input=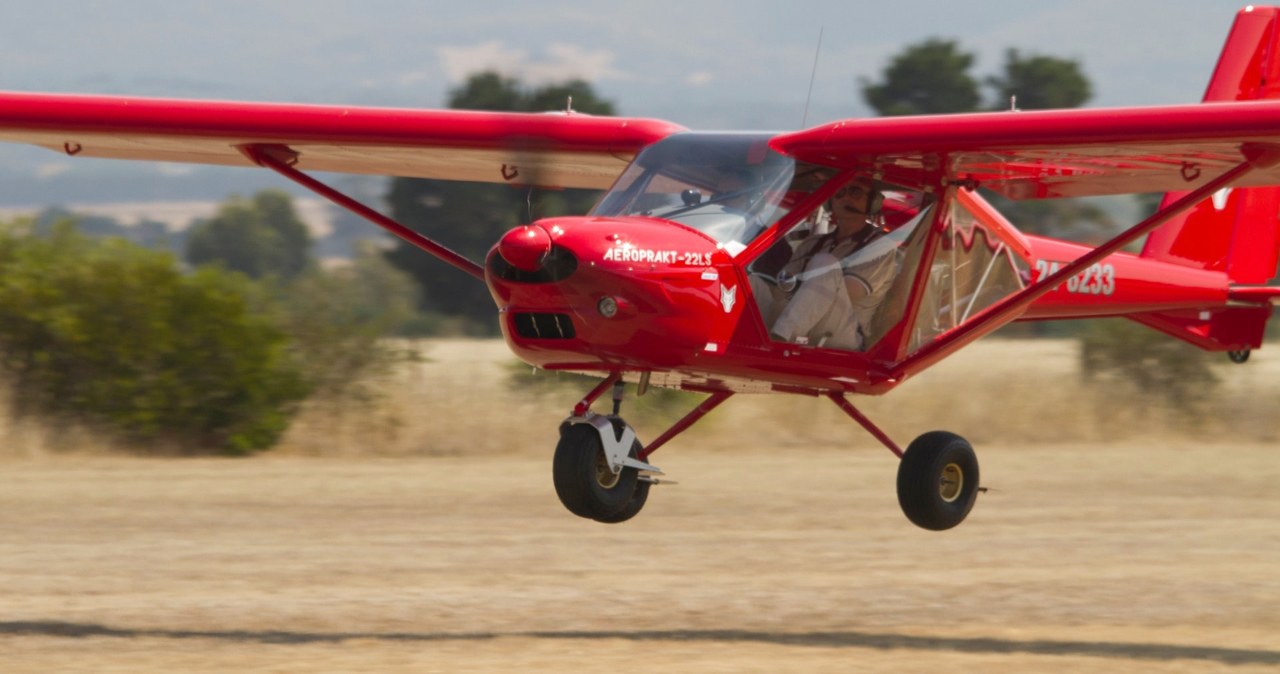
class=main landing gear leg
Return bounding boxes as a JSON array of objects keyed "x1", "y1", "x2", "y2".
[
  {"x1": 827, "y1": 393, "x2": 981, "y2": 531},
  {"x1": 552, "y1": 375, "x2": 732, "y2": 524}
]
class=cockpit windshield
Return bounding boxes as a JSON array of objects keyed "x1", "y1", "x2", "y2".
[{"x1": 592, "y1": 133, "x2": 815, "y2": 254}]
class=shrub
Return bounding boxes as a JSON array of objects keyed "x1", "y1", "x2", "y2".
[
  {"x1": 1078, "y1": 318, "x2": 1220, "y2": 418},
  {"x1": 0, "y1": 222, "x2": 309, "y2": 453},
  {"x1": 274, "y1": 246, "x2": 421, "y2": 402}
]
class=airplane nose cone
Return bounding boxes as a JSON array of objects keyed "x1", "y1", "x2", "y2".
[{"x1": 497, "y1": 224, "x2": 552, "y2": 272}]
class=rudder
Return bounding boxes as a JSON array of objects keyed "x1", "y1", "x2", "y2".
[{"x1": 1141, "y1": 5, "x2": 1280, "y2": 285}]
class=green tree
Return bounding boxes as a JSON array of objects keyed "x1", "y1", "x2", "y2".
[
  {"x1": 384, "y1": 72, "x2": 615, "y2": 333},
  {"x1": 986, "y1": 49, "x2": 1092, "y2": 111},
  {"x1": 861, "y1": 39, "x2": 981, "y2": 116},
  {"x1": 34, "y1": 207, "x2": 178, "y2": 252},
  {"x1": 976, "y1": 47, "x2": 1102, "y2": 239},
  {"x1": 186, "y1": 190, "x2": 312, "y2": 280},
  {"x1": 0, "y1": 220, "x2": 309, "y2": 453}
]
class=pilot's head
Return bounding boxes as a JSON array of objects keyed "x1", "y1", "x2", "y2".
[{"x1": 831, "y1": 177, "x2": 883, "y2": 218}]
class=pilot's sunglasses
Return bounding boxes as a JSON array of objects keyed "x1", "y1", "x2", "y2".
[{"x1": 835, "y1": 184, "x2": 869, "y2": 198}]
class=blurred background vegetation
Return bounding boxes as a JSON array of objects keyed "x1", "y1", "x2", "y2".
[{"x1": 0, "y1": 38, "x2": 1268, "y2": 455}]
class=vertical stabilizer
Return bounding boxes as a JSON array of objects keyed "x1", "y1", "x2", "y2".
[{"x1": 1140, "y1": 6, "x2": 1280, "y2": 284}]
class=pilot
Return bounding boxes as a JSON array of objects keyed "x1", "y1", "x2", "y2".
[{"x1": 751, "y1": 176, "x2": 896, "y2": 350}]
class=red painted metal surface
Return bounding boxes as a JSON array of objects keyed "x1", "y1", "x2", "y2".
[
  {"x1": 0, "y1": 90, "x2": 686, "y2": 189},
  {"x1": 244, "y1": 144, "x2": 486, "y2": 281},
  {"x1": 0, "y1": 90, "x2": 684, "y2": 151},
  {"x1": 573, "y1": 372, "x2": 621, "y2": 417},
  {"x1": 1129, "y1": 306, "x2": 1272, "y2": 352},
  {"x1": 488, "y1": 215, "x2": 741, "y2": 369},
  {"x1": 774, "y1": 102, "x2": 1280, "y2": 159},
  {"x1": 1228, "y1": 286, "x2": 1280, "y2": 303},
  {"x1": 637, "y1": 391, "x2": 732, "y2": 461},
  {"x1": 827, "y1": 393, "x2": 903, "y2": 458},
  {"x1": 1021, "y1": 237, "x2": 1230, "y2": 319},
  {"x1": 1141, "y1": 6, "x2": 1280, "y2": 284},
  {"x1": 1203, "y1": 6, "x2": 1280, "y2": 102},
  {"x1": 770, "y1": 101, "x2": 1280, "y2": 199},
  {"x1": 497, "y1": 225, "x2": 553, "y2": 272}
]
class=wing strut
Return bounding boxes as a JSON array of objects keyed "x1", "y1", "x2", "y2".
[
  {"x1": 893, "y1": 144, "x2": 1280, "y2": 377},
  {"x1": 240, "y1": 143, "x2": 486, "y2": 282}
]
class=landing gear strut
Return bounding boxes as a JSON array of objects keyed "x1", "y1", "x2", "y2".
[
  {"x1": 552, "y1": 378, "x2": 981, "y2": 530},
  {"x1": 828, "y1": 393, "x2": 981, "y2": 531}
]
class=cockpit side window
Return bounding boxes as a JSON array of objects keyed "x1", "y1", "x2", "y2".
[
  {"x1": 905, "y1": 194, "x2": 1031, "y2": 353},
  {"x1": 746, "y1": 174, "x2": 935, "y2": 352}
]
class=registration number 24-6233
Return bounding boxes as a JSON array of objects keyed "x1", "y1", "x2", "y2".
[{"x1": 1034, "y1": 260, "x2": 1116, "y2": 296}]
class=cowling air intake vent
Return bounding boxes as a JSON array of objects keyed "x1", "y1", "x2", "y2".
[{"x1": 513, "y1": 313, "x2": 576, "y2": 339}]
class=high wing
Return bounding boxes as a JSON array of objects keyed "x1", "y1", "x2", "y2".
[
  {"x1": 0, "y1": 91, "x2": 686, "y2": 189},
  {"x1": 772, "y1": 101, "x2": 1280, "y2": 199}
]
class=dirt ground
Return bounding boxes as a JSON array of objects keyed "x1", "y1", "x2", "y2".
[
  {"x1": 2, "y1": 441, "x2": 1278, "y2": 673},
  {"x1": 2, "y1": 339, "x2": 1279, "y2": 672}
]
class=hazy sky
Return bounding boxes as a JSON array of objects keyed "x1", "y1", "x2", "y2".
[
  {"x1": 0, "y1": 0, "x2": 1264, "y2": 204},
  {"x1": 0, "y1": 1, "x2": 1260, "y2": 125}
]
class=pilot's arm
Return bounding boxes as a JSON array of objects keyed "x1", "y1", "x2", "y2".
[
  {"x1": 841, "y1": 250, "x2": 896, "y2": 305},
  {"x1": 844, "y1": 274, "x2": 874, "y2": 301}
]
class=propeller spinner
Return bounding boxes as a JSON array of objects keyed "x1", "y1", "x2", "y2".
[{"x1": 497, "y1": 224, "x2": 553, "y2": 272}]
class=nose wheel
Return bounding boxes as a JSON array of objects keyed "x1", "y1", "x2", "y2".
[
  {"x1": 552, "y1": 375, "x2": 731, "y2": 524},
  {"x1": 552, "y1": 420, "x2": 652, "y2": 523}
]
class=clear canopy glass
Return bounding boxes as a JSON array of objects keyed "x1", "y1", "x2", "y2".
[{"x1": 592, "y1": 133, "x2": 804, "y2": 253}]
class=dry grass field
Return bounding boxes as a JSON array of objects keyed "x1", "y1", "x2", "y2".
[{"x1": 2, "y1": 339, "x2": 1279, "y2": 672}]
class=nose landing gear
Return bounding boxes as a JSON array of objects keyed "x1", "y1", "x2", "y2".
[
  {"x1": 553, "y1": 375, "x2": 660, "y2": 523},
  {"x1": 552, "y1": 419, "x2": 653, "y2": 523},
  {"x1": 552, "y1": 373, "x2": 732, "y2": 524}
]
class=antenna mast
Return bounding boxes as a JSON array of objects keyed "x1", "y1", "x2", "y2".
[{"x1": 801, "y1": 26, "x2": 824, "y2": 128}]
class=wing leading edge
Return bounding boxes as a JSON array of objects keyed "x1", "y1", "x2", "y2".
[
  {"x1": 771, "y1": 101, "x2": 1280, "y2": 199},
  {"x1": 0, "y1": 91, "x2": 687, "y2": 189}
]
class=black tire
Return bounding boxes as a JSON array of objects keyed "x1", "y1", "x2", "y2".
[
  {"x1": 896, "y1": 431, "x2": 980, "y2": 531},
  {"x1": 553, "y1": 423, "x2": 639, "y2": 521},
  {"x1": 593, "y1": 472, "x2": 650, "y2": 524}
]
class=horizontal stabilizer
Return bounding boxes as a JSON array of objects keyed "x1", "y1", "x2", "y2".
[{"x1": 1129, "y1": 305, "x2": 1272, "y2": 352}]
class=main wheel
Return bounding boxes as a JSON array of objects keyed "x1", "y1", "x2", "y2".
[
  {"x1": 896, "y1": 431, "x2": 980, "y2": 531},
  {"x1": 593, "y1": 478, "x2": 650, "y2": 524},
  {"x1": 553, "y1": 422, "x2": 641, "y2": 522}
]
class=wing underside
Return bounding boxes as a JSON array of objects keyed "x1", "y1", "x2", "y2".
[
  {"x1": 0, "y1": 91, "x2": 687, "y2": 189},
  {"x1": 771, "y1": 101, "x2": 1280, "y2": 198}
]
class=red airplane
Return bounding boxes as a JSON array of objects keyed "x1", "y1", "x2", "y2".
[{"x1": 1, "y1": 6, "x2": 1279, "y2": 530}]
